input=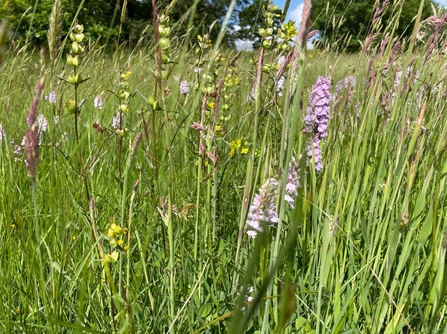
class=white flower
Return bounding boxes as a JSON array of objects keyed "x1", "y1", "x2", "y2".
[
  {"x1": 0, "y1": 124, "x2": 5, "y2": 141},
  {"x1": 94, "y1": 95, "x2": 103, "y2": 109},
  {"x1": 112, "y1": 111, "x2": 121, "y2": 129},
  {"x1": 46, "y1": 91, "x2": 57, "y2": 104},
  {"x1": 179, "y1": 80, "x2": 190, "y2": 95},
  {"x1": 276, "y1": 76, "x2": 286, "y2": 96}
]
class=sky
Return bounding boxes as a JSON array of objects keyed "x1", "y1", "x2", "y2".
[{"x1": 274, "y1": 0, "x2": 304, "y2": 29}]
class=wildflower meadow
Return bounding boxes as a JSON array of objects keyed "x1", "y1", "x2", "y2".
[{"x1": 1, "y1": 0, "x2": 447, "y2": 332}]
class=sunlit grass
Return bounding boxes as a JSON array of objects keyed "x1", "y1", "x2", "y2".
[{"x1": 1, "y1": 0, "x2": 447, "y2": 333}]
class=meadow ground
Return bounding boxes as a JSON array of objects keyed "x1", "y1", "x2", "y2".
[{"x1": 1, "y1": 2, "x2": 447, "y2": 333}]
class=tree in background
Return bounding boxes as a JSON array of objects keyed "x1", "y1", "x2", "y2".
[
  {"x1": 236, "y1": 0, "x2": 283, "y2": 49},
  {"x1": 311, "y1": 0, "x2": 437, "y2": 51},
  {"x1": 1, "y1": 0, "x2": 248, "y2": 49}
]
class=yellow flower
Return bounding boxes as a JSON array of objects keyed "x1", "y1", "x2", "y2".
[
  {"x1": 207, "y1": 102, "x2": 215, "y2": 109},
  {"x1": 121, "y1": 71, "x2": 132, "y2": 80},
  {"x1": 308, "y1": 54, "x2": 313, "y2": 58},
  {"x1": 124, "y1": 245, "x2": 130, "y2": 251},
  {"x1": 215, "y1": 125, "x2": 224, "y2": 136},
  {"x1": 111, "y1": 223, "x2": 122, "y2": 234},
  {"x1": 241, "y1": 147, "x2": 249, "y2": 154},
  {"x1": 104, "y1": 251, "x2": 119, "y2": 263},
  {"x1": 117, "y1": 239, "x2": 124, "y2": 246}
]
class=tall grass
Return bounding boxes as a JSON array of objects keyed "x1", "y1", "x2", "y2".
[{"x1": 1, "y1": 0, "x2": 447, "y2": 332}]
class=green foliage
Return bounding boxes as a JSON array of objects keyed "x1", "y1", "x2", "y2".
[
  {"x1": 2, "y1": 0, "x2": 249, "y2": 48},
  {"x1": 311, "y1": 0, "x2": 436, "y2": 50},
  {"x1": 3, "y1": 1, "x2": 447, "y2": 333},
  {"x1": 237, "y1": 0, "x2": 283, "y2": 49}
]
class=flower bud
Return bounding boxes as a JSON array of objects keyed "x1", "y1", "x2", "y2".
[
  {"x1": 65, "y1": 99, "x2": 76, "y2": 113},
  {"x1": 74, "y1": 33, "x2": 84, "y2": 43},
  {"x1": 159, "y1": 14, "x2": 169, "y2": 24},
  {"x1": 159, "y1": 25, "x2": 170, "y2": 37},
  {"x1": 116, "y1": 129, "x2": 127, "y2": 137},
  {"x1": 262, "y1": 65, "x2": 271, "y2": 73},
  {"x1": 67, "y1": 54, "x2": 79, "y2": 67},
  {"x1": 119, "y1": 104, "x2": 129, "y2": 113},
  {"x1": 262, "y1": 39, "x2": 272, "y2": 49},
  {"x1": 148, "y1": 97, "x2": 157, "y2": 110},
  {"x1": 258, "y1": 28, "x2": 266, "y2": 37},
  {"x1": 119, "y1": 81, "x2": 130, "y2": 89},
  {"x1": 118, "y1": 91, "x2": 130, "y2": 100},
  {"x1": 162, "y1": 53, "x2": 170, "y2": 64},
  {"x1": 71, "y1": 41, "x2": 80, "y2": 54},
  {"x1": 73, "y1": 23, "x2": 84, "y2": 34},
  {"x1": 68, "y1": 73, "x2": 81, "y2": 85},
  {"x1": 279, "y1": 42, "x2": 289, "y2": 52},
  {"x1": 159, "y1": 37, "x2": 170, "y2": 50}
]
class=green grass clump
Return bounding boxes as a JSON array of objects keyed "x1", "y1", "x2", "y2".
[{"x1": 1, "y1": 0, "x2": 447, "y2": 333}]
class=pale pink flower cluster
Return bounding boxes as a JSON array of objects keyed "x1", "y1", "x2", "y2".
[{"x1": 246, "y1": 178, "x2": 279, "y2": 238}]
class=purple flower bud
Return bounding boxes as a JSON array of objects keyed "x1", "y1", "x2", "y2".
[
  {"x1": 190, "y1": 122, "x2": 204, "y2": 132},
  {"x1": 25, "y1": 80, "x2": 44, "y2": 178}
]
